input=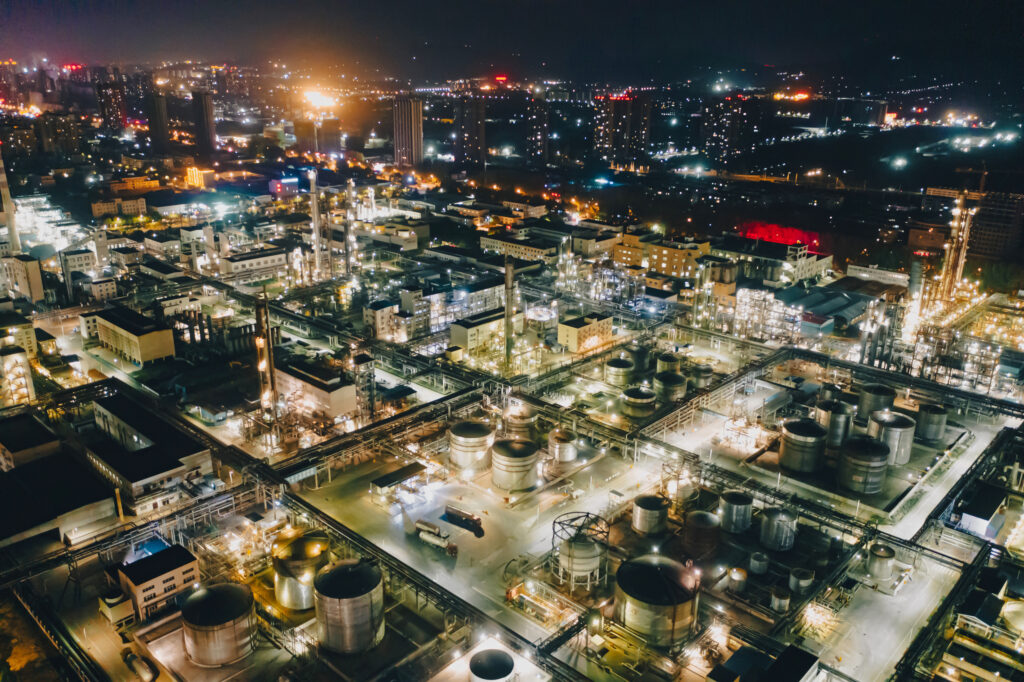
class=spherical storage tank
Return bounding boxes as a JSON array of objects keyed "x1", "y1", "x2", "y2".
[
  {"x1": 605, "y1": 357, "x2": 634, "y2": 387},
  {"x1": 182, "y1": 584, "x2": 256, "y2": 667},
  {"x1": 815, "y1": 400, "x2": 853, "y2": 450},
  {"x1": 632, "y1": 495, "x2": 669, "y2": 535},
  {"x1": 759, "y1": 507, "x2": 797, "y2": 551},
  {"x1": 868, "y1": 411, "x2": 916, "y2": 466},
  {"x1": 917, "y1": 403, "x2": 948, "y2": 443},
  {"x1": 653, "y1": 371, "x2": 687, "y2": 403},
  {"x1": 779, "y1": 419, "x2": 827, "y2": 473},
  {"x1": 621, "y1": 387, "x2": 657, "y2": 419},
  {"x1": 491, "y1": 439, "x2": 540, "y2": 492},
  {"x1": 720, "y1": 490, "x2": 753, "y2": 533},
  {"x1": 857, "y1": 383, "x2": 895, "y2": 422},
  {"x1": 614, "y1": 554, "x2": 698, "y2": 647},
  {"x1": 272, "y1": 529, "x2": 330, "y2": 610},
  {"x1": 548, "y1": 428, "x2": 577, "y2": 463},
  {"x1": 470, "y1": 649, "x2": 515, "y2": 682},
  {"x1": 314, "y1": 560, "x2": 385, "y2": 654},
  {"x1": 449, "y1": 420, "x2": 494, "y2": 471},
  {"x1": 838, "y1": 435, "x2": 890, "y2": 495}
]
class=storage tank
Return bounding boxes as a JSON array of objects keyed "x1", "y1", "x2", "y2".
[
  {"x1": 779, "y1": 419, "x2": 827, "y2": 473},
  {"x1": 838, "y1": 435, "x2": 890, "y2": 495},
  {"x1": 621, "y1": 387, "x2": 657, "y2": 418},
  {"x1": 491, "y1": 439, "x2": 540, "y2": 492},
  {"x1": 182, "y1": 584, "x2": 256, "y2": 667},
  {"x1": 503, "y1": 407, "x2": 537, "y2": 441},
  {"x1": 788, "y1": 567, "x2": 815, "y2": 594},
  {"x1": 867, "y1": 411, "x2": 916, "y2": 466},
  {"x1": 866, "y1": 543, "x2": 896, "y2": 581},
  {"x1": 819, "y1": 383, "x2": 842, "y2": 402},
  {"x1": 720, "y1": 490, "x2": 753, "y2": 534},
  {"x1": 683, "y1": 511, "x2": 721, "y2": 558},
  {"x1": 728, "y1": 567, "x2": 747, "y2": 594},
  {"x1": 614, "y1": 555, "x2": 698, "y2": 647},
  {"x1": 653, "y1": 371, "x2": 687, "y2": 403},
  {"x1": 815, "y1": 400, "x2": 853, "y2": 450},
  {"x1": 469, "y1": 649, "x2": 515, "y2": 682},
  {"x1": 759, "y1": 507, "x2": 797, "y2": 551},
  {"x1": 632, "y1": 495, "x2": 670, "y2": 535},
  {"x1": 624, "y1": 344, "x2": 649, "y2": 373},
  {"x1": 917, "y1": 403, "x2": 948, "y2": 443},
  {"x1": 548, "y1": 428, "x2": 577, "y2": 463},
  {"x1": 272, "y1": 529, "x2": 330, "y2": 610},
  {"x1": 749, "y1": 552, "x2": 770, "y2": 575},
  {"x1": 689, "y1": 362, "x2": 714, "y2": 389},
  {"x1": 449, "y1": 421, "x2": 494, "y2": 471},
  {"x1": 558, "y1": 538, "x2": 604, "y2": 587},
  {"x1": 656, "y1": 352, "x2": 681, "y2": 373},
  {"x1": 770, "y1": 586, "x2": 791, "y2": 613},
  {"x1": 857, "y1": 383, "x2": 895, "y2": 422},
  {"x1": 605, "y1": 357, "x2": 634, "y2": 387},
  {"x1": 314, "y1": 560, "x2": 385, "y2": 654}
]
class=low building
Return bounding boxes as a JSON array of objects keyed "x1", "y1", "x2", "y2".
[
  {"x1": 275, "y1": 358, "x2": 358, "y2": 417},
  {"x1": 140, "y1": 258, "x2": 184, "y2": 281},
  {"x1": 0, "y1": 413, "x2": 60, "y2": 471},
  {"x1": 117, "y1": 544, "x2": 199, "y2": 619},
  {"x1": 2, "y1": 254, "x2": 45, "y2": 302},
  {"x1": 109, "y1": 176, "x2": 160, "y2": 193},
  {"x1": 143, "y1": 232, "x2": 181, "y2": 260},
  {"x1": 501, "y1": 199, "x2": 548, "y2": 219},
  {"x1": 711, "y1": 234, "x2": 832, "y2": 287},
  {"x1": 0, "y1": 346, "x2": 34, "y2": 406},
  {"x1": 220, "y1": 247, "x2": 287, "y2": 278},
  {"x1": 557, "y1": 314, "x2": 614, "y2": 353},
  {"x1": 450, "y1": 308, "x2": 524, "y2": 351},
  {"x1": 62, "y1": 248, "x2": 96, "y2": 275},
  {"x1": 110, "y1": 246, "x2": 145, "y2": 270},
  {"x1": 91, "y1": 196, "x2": 147, "y2": 218},
  {"x1": 0, "y1": 310, "x2": 38, "y2": 357},
  {"x1": 94, "y1": 307, "x2": 175, "y2": 366},
  {"x1": 364, "y1": 299, "x2": 399, "y2": 340},
  {"x1": 480, "y1": 234, "x2": 559, "y2": 263},
  {"x1": 89, "y1": 278, "x2": 118, "y2": 301}
]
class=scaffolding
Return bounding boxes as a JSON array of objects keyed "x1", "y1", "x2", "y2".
[
  {"x1": 910, "y1": 324, "x2": 1002, "y2": 392},
  {"x1": 733, "y1": 288, "x2": 800, "y2": 344}
]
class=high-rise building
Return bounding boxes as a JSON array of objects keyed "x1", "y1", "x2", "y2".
[
  {"x1": 146, "y1": 92, "x2": 171, "y2": 155},
  {"x1": 701, "y1": 95, "x2": 765, "y2": 168},
  {"x1": 191, "y1": 90, "x2": 215, "y2": 160},
  {"x1": 96, "y1": 82, "x2": 128, "y2": 130},
  {"x1": 393, "y1": 96, "x2": 423, "y2": 167},
  {"x1": 33, "y1": 113, "x2": 81, "y2": 156},
  {"x1": 454, "y1": 94, "x2": 486, "y2": 167},
  {"x1": 293, "y1": 120, "x2": 318, "y2": 154},
  {"x1": 968, "y1": 192, "x2": 1024, "y2": 259},
  {"x1": 593, "y1": 92, "x2": 651, "y2": 164},
  {"x1": 526, "y1": 95, "x2": 549, "y2": 167},
  {"x1": 320, "y1": 118, "x2": 341, "y2": 155}
]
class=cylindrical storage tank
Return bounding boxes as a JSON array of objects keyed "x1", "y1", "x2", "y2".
[
  {"x1": 838, "y1": 435, "x2": 890, "y2": 495},
  {"x1": 788, "y1": 568, "x2": 815, "y2": 594},
  {"x1": 819, "y1": 383, "x2": 842, "y2": 402},
  {"x1": 815, "y1": 400, "x2": 854, "y2": 450},
  {"x1": 624, "y1": 344, "x2": 649, "y2": 373},
  {"x1": 621, "y1": 387, "x2": 657, "y2": 419},
  {"x1": 503, "y1": 407, "x2": 537, "y2": 441},
  {"x1": 779, "y1": 419, "x2": 827, "y2": 473},
  {"x1": 182, "y1": 584, "x2": 256, "y2": 667},
  {"x1": 749, "y1": 552, "x2": 770, "y2": 575},
  {"x1": 490, "y1": 439, "x2": 540, "y2": 492},
  {"x1": 614, "y1": 555, "x2": 698, "y2": 647},
  {"x1": 469, "y1": 649, "x2": 515, "y2": 682},
  {"x1": 656, "y1": 352, "x2": 681, "y2": 374},
  {"x1": 720, "y1": 490, "x2": 753, "y2": 534},
  {"x1": 728, "y1": 568, "x2": 747, "y2": 594},
  {"x1": 653, "y1": 371, "x2": 686, "y2": 403},
  {"x1": 759, "y1": 508, "x2": 797, "y2": 552},
  {"x1": 558, "y1": 538, "x2": 603, "y2": 583},
  {"x1": 917, "y1": 404, "x2": 948, "y2": 443},
  {"x1": 867, "y1": 411, "x2": 916, "y2": 466},
  {"x1": 272, "y1": 530, "x2": 330, "y2": 611},
  {"x1": 632, "y1": 495, "x2": 670, "y2": 536},
  {"x1": 449, "y1": 421, "x2": 494, "y2": 471},
  {"x1": 770, "y1": 586, "x2": 791, "y2": 613},
  {"x1": 683, "y1": 510, "x2": 721, "y2": 558},
  {"x1": 857, "y1": 383, "x2": 895, "y2": 421},
  {"x1": 605, "y1": 357, "x2": 634, "y2": 387},
  {"x1": 866, "y1": 543, "x2": 896, "y2": 581},
  {"x1": 314, "y1": 560, "x2": 385, "y2": 654},
  {"x1": 548, "y1": 428, "x2": 577, "y2": 463},
  {"x1": 689, "y1": 363, "x2": 714, "y2": 389}
]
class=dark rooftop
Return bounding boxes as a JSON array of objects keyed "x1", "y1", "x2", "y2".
[
  {"x1": 119, "y1": 544, "x2": 196, "y2": 586},
  {"x1": 0, "y1": 414, "x2": 58, "y2": 453},
  {"x1": 94, "y1": 306, "x2": 168, "y2": 337}
]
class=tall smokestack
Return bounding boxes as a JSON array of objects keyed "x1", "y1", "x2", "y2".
[
  {"x1": 308, "y1": 169, "x2": 321, "y2": 277},
  {"x1": 343, "y1": 179, "x2": 356, "y2": 276},
  {"x1": 504, "y1": 254, "x2": 514, "y2": 369},
  {"x1": 0, "y1": 152, "x2": 20, "y2": 254}
]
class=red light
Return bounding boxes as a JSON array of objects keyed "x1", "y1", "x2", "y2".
[{"x1": 494, "y1": 75, "x2": 507, "y2": 82}]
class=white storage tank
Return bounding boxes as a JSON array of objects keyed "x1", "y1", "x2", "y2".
[
  {"x1": 689, "y1": 362, "x2": 714, "y2": 389},
  {"x1": 181, "y1": 583, "x2": 256, "y2": 667},
  {"x1": 503, "y1": 406, "x2": 537, "y2": 441},
  {"x1": 605, "y1": 357, "x2": 634, "y2": 387},
  {"x1": 557, "y1": 538, "x2": 604, "y2": 589},
  {"x1": 857, "y1": 383, "x2": 895, "y2": 422},
  {"x1": 272, "y1": 529, "x2": 330, "y2": 611},
  {"x1": 314, "y1": 559, "x2": 385, "y2": 654},
  {"x1": 759, "y1": 507, "x2": 797, "y2": 551},
  {"x1": 868, "y1": 410, "x2": 916, "y2": 466},
  {"x1": 917, "y1": 403, "x2": 948, "y2": 443},
  {"x1": 720, "y1": 490, "x2": 753, "y2": 533},
  {"x1": 621, "y1": 387, "x2": 657, "y2": 418},
  {"x1": 779, "y1": 418, "x2": 827, "y2": 473},
  {"x1": 632, "y1": 495, "x2": 670, "y2": 535},
  {"x1": 449, "y1": 420, "x2": 495, "y2": 471},
  {"x1": 548, "y1": 428, "x2": 577, "y2": 463},
  {"x1": 614, "y1": 554, "x2": 698, "y2": 647},
  {"x1": 866, "y1": 543, "x2": 896, "y2": 581},
  {"x1": 491, "y1": 439, "x2": 540, "y2": 492}
]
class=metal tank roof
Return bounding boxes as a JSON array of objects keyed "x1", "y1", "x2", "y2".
[
  {"x1": 784, "y1": 418, "x2": 827, "y2": 438},
  {"x1": 314, "y1": 560, "x2": 382, "y2": 600},
  {"x1": 450, "y1": 420, "x2": 493, "y2": 438},
  {"x1": 870, "y1": 411, "x2": 916, "y2": 429},
  {"x1": 492, "y1": 439, "x2": 539, "y2": 459},
  {"x1": 616, "y1": 554, "x2": 696, "y2": 606},
  {"x1": 634, "y1": 494, "x2": 669, "y2": 510},
  {"x1": 469, "y1": 649, "x2": 515, "y2": 680},
  {"x1": 653, "y1": 371, "x2": 686, "y2": 385},
  {"x1": 182, "y1": 584, "x2": 253, "y2": 627}
]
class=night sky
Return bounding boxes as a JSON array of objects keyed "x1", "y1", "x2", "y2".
[{"x1": 2, "y1": 0, "x2": 1022, "y2": 82}]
